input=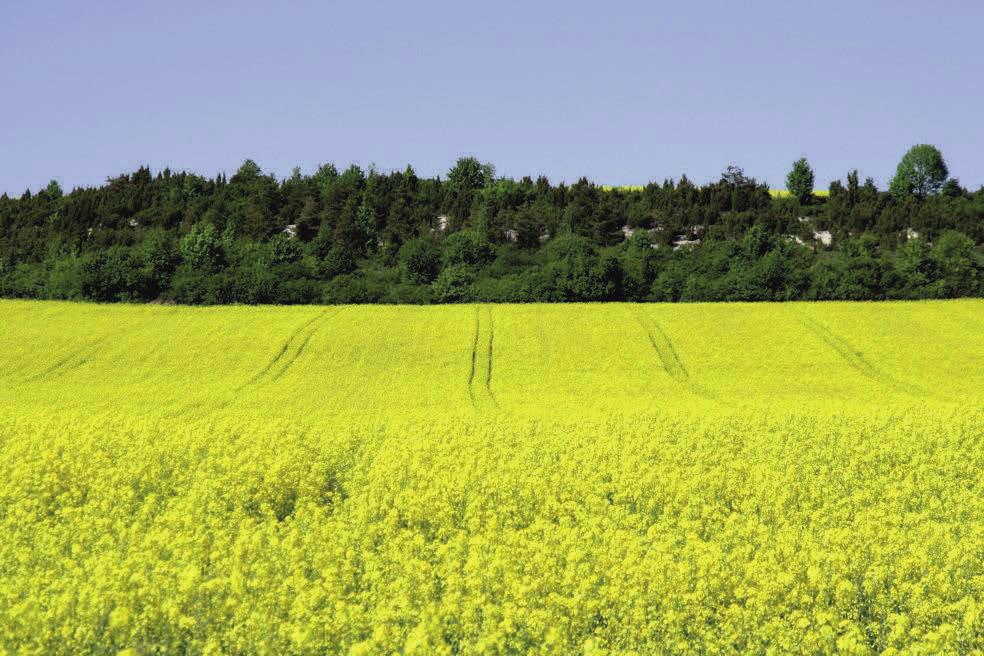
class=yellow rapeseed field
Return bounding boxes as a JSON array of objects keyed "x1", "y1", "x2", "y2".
[
  {"x1": 0, "y1": 299, "x2": 982, "y2": 654},
  {"x1": 769, "y1": 189, "x2": 831, "y2": 199},
  {"x1": 597, "y1": 187, "x2": 830, "y2": 198}
]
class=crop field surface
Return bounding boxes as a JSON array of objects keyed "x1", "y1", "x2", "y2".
[{"x1": 0, "y1": 299, "x2": 982, "y2": 654}]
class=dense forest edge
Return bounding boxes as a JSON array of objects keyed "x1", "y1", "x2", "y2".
[{"x1": 1, "y1": 145, "x2": 981, "y2": 304}]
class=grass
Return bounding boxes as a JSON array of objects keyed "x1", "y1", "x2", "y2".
[{"x1": 0, "y1": 299, "x2": 982, "y2": 653}]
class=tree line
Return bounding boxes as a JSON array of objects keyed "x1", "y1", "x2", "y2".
[{"x1": 1, "y1": 145, "x2": 980, "y2": 304}]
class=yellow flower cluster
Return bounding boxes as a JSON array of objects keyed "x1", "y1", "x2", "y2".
[{"x1": 1, "y1": 409, "x2": 982, "y2": 654}]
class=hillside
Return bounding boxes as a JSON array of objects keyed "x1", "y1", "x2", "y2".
[{"x1": 3, "y1": 158, "x2": 982, "y2": 305}]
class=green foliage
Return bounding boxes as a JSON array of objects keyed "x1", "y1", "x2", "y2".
[
  {"x1": 44, "y1": 257, "x2": 83, "y2": 299},
  {"x1": 786, "y1": 158, "x2": 815, "y2": 204},
  {"x1": 169, "y1": 266, "x2": 227, "y2": 305},
  {"x1": 269, "y1": 233, "x2": 302, "y2": 266},
  {"x1": 398, "y1": 237, "x2": 441, "y2": 285},
  {"x1": 78, "y1": 246, "x2": 147, "y2": 302},
  {"x1": 321, "y1": 273, "x2": 368, "y2": 304},
  {"x1": 443, "y1": 230, "x2": 495, "y2": 268},
  {"x1": 446, "y1": 157, "x2": 495, "y2": 194},
  {"x1": 319, "y1": 244, "x2": 357, "y2": 280},
  {"x1": 140, "y1": 229, "x2": 180, "y2": 296},
  {"x1": 620, "y1": 232, "x2": 659, "y2": 301},
  {"x1": 0, "y1": 157, "x2": 982, "y2": 304},
  {"x1": 44, "y1": 180, "x2": 63, "y2": 201},
  {"x1": 431, "y1": 264, "x2": 475, "y2": 302},
  {"x1": 354, "y1": 201, "x2": 377, "y2": 250},
  {"x1": 931, "y1": 230, "x2": 979, "y2": 297},
  {"x1": 444, "y1": 157, "x2": 495, "y2": 227},
  {"x1": 180, "y1": 222, "x2": 223, "y2": 271},
  {"x1": 890, "y1": 144, "x2": 949, "y2": 198}
]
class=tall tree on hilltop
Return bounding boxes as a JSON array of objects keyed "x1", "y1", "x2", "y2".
[
  {"x1": 445, "y1": 157, "x2": 495, "y2": 228},
  {"x1": 786, "y1": 158, "x2": 815, "y2": 204},
  {"x1": 890, "y1": 145, "x2": 949, "y2": 198}
]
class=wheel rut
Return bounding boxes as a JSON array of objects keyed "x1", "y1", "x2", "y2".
[
  {"x1": 797, "y1": 313, "x2": 926, "y2": 398},
  {"x1": 631, "y1": 307, "x2": 715, "y2": 401},
  {"x1": 269, "y1": 308, "x2": 343, "y2": 382},
  {"x1": 239, "y1": 309, "x2": 335, "y2": 389},
  {"x1": 467, "y1": 307, "x2": 479, "y2": 405},
  {"x1": 485, "y1": 306, "x2": 497, "y2": 404},
  {"x1": 468, "y1": 306, "x2": 498, "y2": 409},
  {"x1": 25, "y1": 337, "x2": 109, "y2": 382}
]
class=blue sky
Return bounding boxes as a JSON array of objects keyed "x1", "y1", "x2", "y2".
[{"x1": 2, "y1": 0, "x2": 982, "y2": 195}]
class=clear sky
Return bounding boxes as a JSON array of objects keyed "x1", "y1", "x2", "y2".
[{"x1": 2, "y1": 0, "x2": 982, "y2": 195}]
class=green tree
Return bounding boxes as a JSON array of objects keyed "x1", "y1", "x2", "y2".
[
  {"x1": 398, "y1": 237, "x2": 441, "y2": 285},
  {"x1": 180, "y1": 222, "x2": 223, "y2": 271},
  {"x1": 295, "y1": 197, "x2": 322, "y2": 242},
  {"x1": 45, "y1": 179, "x2": 64, "y2": 201},
  {"x1": 270, "y1": 232, "x2": 302, "y2": 265},
  {"x1": 941, "y1": 178, "x2": 965, "y2": 198},
  {"x1": 620, "y1": 231, "x2": 658, "y2": 301},
  {"x1": 443, "y1": 230, "x2": 494, "y2": 267},
  {"x1": 140, "y1": 229, "x2": 180, "y2": 295},
  {"x1": 431, "y1": 264, "x2": 475, "y2": 302},
  {"x1": 931, "y1": 230, "x2": 978, "y2": 297},
  {"x1": 355, "y1": 201, "x2": 377, "y2": 251},
  {"x1": 445, "y1": 157, "x2": 495, "y2": 227},
  {"x1": 446, "y1": 157, "x2": 495, "y2": 195},
  {"x1": 889, "y1": 145, "x2": 949, "y2": 198},
  {"x1": 893, "y1": 237, "x2": 934, "y2": 298},
  {"x1": 786, "y1": 158, "x2": 815, "y2": 204},
  {"x1": 846, "y1": 170, "x2": 860, "y2": 205}
]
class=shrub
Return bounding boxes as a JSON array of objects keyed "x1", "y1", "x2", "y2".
[
  {"x1": 431, "y1": 264, "x2": 475, "y2": 302},
  {"x1": 398, "y1": 237, "x2": 441, "y2": 285},
  {"x1": 443, "y1": 230, "x2": 495, "y2": 267},
  {"x1": 180, "y1": 222, "x2": 223, "y2": 271}
]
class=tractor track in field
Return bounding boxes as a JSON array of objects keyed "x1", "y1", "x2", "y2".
[
  {"x1": 797, "y1": 313, "x2": 926, "y2": 398},
  {"x1": 269, "y1": 308, "x2": 344, "y2": 382},
  {"x1": 238, "y1": 309, "x2": 333, "y2": 389},
  {"x1": 171, "y1": 397, "x2": 234, "y2": 420},
  {"x1": 25, "y1": 337, "x2": 109, "y2": 382},
  {"x1": 467, "y1": 306, "x2": 498, "y2": 408},
  {"x1": 467, "y1": 307, "x2": 479, "y2": 405},
  {"x1": 485, "y1": 307, "x2": 497, "y2": 404},
  {"x1": 631, "y1": 307, "x2": 716, "y2": 401},
  {"x1": 165, "y1": 399, "x2": 205, "y2": 419},
  {"x1": 20, "y1": 311, "x2": 165, "y2": 383}
]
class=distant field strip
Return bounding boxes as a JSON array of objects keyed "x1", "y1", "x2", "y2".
[
  {"x1": 599, "y1": 186, "x2": 830, "y2": 198},
  {"x1": 21, "y1": 308, "x2": 164, "y2": 382},
  {"x1": 0, "y1": 300, "x2": 980, "y2": 417}
]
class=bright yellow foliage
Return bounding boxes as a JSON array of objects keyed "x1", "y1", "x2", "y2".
[
  {"x1": 597, "y1": 187, "x2": 831, "y2": 198},
  {"x1": 600, "y1": 185, "x2": 646, "y2": 192},
  {"x1": 0, "y1": 299, "x2": 982, "y2": 654},
  {"x1": 770, "y1": 189, "x2": 831, "y2": 198}
]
